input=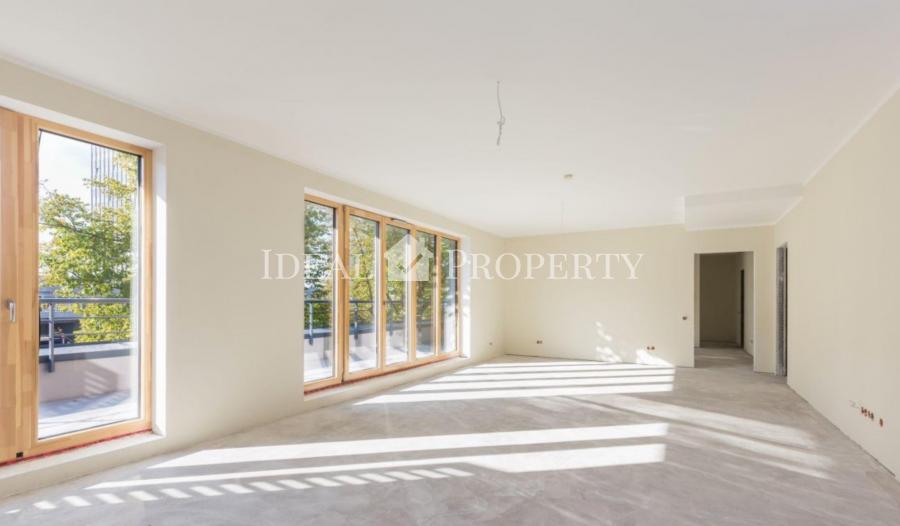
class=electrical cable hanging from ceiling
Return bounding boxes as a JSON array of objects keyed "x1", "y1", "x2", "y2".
[{"x1": 495, "y1": 80, "x2": 506, "y2": 146}]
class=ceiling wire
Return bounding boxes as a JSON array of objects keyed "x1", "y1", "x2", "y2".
[{"x1": 496, "y1": 81, "x2": 506, "y2": 146}]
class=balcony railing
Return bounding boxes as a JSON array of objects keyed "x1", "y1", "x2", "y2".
[
  {"x1": 40, "y1": 297, "x2": 131, "y2": 373},
  {"x1": 305, "y1": 298, "x2": 433, "y2": 346}
]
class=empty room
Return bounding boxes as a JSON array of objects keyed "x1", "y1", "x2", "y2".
[{"x1": 0, "y1": 1, "x2": 899, "y2": 524}]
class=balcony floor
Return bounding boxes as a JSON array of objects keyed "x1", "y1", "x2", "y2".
[{"x1": 39, "y1": 391, "x2": 139, "y2": 439}]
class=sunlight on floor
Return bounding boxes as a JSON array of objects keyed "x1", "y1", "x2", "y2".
[
  {"x1": 356, "y1": 360, "x2": 676, "y2": 404},
  {"x1": 89, "y1": 442, "x2": 668, "y2": 491},
  {"x1": 2, "y1": 355, "x2": 858, "y2": 521},
  {"x1": 152, "y1": 423, "x2": 670, "y2": 468}
]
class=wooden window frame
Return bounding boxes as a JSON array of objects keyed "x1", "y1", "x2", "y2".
[
  {"x1": 302, "y1": 195, "x2": 344, "y2": 391},
  {"x1": 342, "y1": 206, "x2": 385, "y2": 382},
  {"x1": 438, "y1": 236, "x2": 461, "y2": 355},
  {"x1": 303, "y1": 197, "x2": 461, "y2": 393},
  {"x1": 381, "y1": 218, "x2": 414, "y2": 372},
  {"x1": 0, "y1": 109, "x2": 153, "y2": 463}
]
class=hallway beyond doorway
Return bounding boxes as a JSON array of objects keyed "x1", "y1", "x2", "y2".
[{"x1": 695, "y1": 251, "x2": 755, "y2": 369}]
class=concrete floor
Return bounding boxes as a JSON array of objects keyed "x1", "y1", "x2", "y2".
[{"x1": 3, "y1": 348, "x2": 900, "y2": 525}]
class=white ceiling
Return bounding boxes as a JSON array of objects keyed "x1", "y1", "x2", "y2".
[
  {"x1": 684, "y1": 184, "x2": 803, "y2": 231},
  {"x1": 1, "y1": 1, "x2": 898, "y2": 237}
]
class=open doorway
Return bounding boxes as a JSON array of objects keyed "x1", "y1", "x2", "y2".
[{"x1": 694, "y1": 252, "x2": 755, "y2": 370}]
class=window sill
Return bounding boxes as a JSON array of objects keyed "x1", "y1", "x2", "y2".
[
  {"x1": 0, "y1": 431, "x2": 162, "y2": 496},
  {"x1": 305, "y1": 352, "x2": 462, "y2": 395}
]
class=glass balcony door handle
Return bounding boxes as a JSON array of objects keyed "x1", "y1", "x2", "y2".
[{"x1": 5, "y1": 299, "x2": 14, "y2": 323}]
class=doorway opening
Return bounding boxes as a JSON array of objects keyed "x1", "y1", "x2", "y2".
[{"x1": 693, "y1": 252, "x2": 755, "y2": 370}]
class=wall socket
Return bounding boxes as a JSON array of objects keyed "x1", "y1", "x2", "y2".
[
  {"x1": 853, "y1": 401, "x2": 885, "y2": 428},
  {"x1": 536, "y1": 339, "x2": 543, "y2": 344}
]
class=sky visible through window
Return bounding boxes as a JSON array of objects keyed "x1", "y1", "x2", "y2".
[{"x1": 38, "y1": 132, "x2": 91, "y2": 244}]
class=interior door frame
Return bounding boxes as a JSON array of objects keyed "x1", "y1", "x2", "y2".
[
  {"x1": 739, "y1": 268, "x2": 745, "y2": 349},
  {"x1": 776, "y1": 244, "x2": 788, "y2": 377}
]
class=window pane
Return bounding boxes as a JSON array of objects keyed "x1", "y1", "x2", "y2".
[
  {"x1": 303, "y1": 202, "x2": 337, "y2": 383},
  {"x1": 349, "y1": 215, "x2": 379, "y2": 372},
  {"x1": 440, "y1": 238, "x2": 458, "y2": 353},
  {"x1": 385, "y1": 225, "x2": 410, "y2": 365},
  {"x1": 415, "y1": 232, "x2": 436, "y2": 358},
  {"x1": 37, "y1": 131, "x2": 142, "y2": 438}
]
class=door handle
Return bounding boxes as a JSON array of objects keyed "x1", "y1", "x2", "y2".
[{"x1": 6, "y1": 299, "x2": 15, "y2": 323}]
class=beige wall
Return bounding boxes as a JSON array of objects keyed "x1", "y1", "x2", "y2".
[
  {"x1": 775, "y1": 88, "x2": 900, "y2": 478},
  {"x1": 0, "y1": 58, "x2": 506, "y2": 496},
  {"x1": 699, "y1": 253, "x2": 741, "y2": 345},
  {"x1": 502, "y1": 226, "x2": 774, "y2": 371}
]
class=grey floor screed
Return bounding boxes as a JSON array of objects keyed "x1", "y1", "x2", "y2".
[{"x1": 2, "y1": 348, "x2": 899, "y2": 525}]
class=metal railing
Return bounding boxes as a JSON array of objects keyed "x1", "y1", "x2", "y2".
[
  {"x1": 305, "y1": 299, "x2": 388, "y2": 345},
  {"x1": 304, "y1": 298, "x2": 432, "y2": 346},
  {"x1": 40, "y1": 297, "x2": 131, "y2": 373}
]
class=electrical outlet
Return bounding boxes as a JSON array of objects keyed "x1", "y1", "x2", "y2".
[{"x1": 536, "y1": 339, "x2": 543, "y2": 344}]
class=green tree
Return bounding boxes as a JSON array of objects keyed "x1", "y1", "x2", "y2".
[
  {"x1": 40, "y1": 152, "x2": 138, "y2": 344},
  {"x1": 348, "y1": 216, "x2": 377, "y2": 326},
  {"x1": 384, "y1": 225, "x2": 409, "y2": 333},
  {"x1": 304, "y1": 203, "x2": 335, "y2": 331},
  {"x1": 415, "y1": 232, "x2": 435, "y2": 347}
]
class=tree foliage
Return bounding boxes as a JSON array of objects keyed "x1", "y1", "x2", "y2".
[
  {"x1": 303, "y1": 205, "x2": 451, "y2": 342},
  {"x1": 40, "y1": 152, "x2": 138, "y2": 344},
  {"x1": 348, "y1": 216, "x2": 377, "y2": 326},
  {"x1": 304, "y1": 203, "x2": 335, "y2": 331}
]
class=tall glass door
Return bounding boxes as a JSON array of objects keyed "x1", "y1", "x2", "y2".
[
  {"x1": 414, "y1": 231, "x2": 437, "y2": 359},
  {"x1": 0, "y1": 109, "x2": 152, "y2": 462},
  {"x1": 303, "y1": 199, "x2": 339, "y2": 387},
  {"x1": 346, "y1": 210, "x2": 380, "y2": 375},
  {"x1": 384, "y1": 223, "x2": 411, "y2": 366}
]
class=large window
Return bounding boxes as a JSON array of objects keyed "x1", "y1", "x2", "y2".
[
  {"x1": 415, "y1": 231, "x2": 437, "y2": 359},
  {"x1": 440, "y1": 238, "x2": 458, "y2": 354},
  {"x1": 385, "y1": 224, "x2": 411, "y2": 366},
  {"x1": 347, "y1": 212, "x2": 380, "y2": 375},
  {"x1": 303, "y1": 201, "x2": 338, "y2": 383},
  {"x1": 302, "y1": 197, "x2": 461, "y2": 391},
  {"x1": 0, "y1": 109, "x2": 153, "y2": 463}
]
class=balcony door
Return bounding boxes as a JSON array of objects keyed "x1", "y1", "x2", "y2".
[
  {"x1": 0, "y1": 108, "x2": 152, "y2": 463},
  {"x1": 302, "y1": 198, "x2": 461, "y2": 392},
  {"x1": 345, "y1": 208, "x2": 382, "y2": 379},
  {"x1": 384, "y1": 222, "x2": 411, "y2": 368}
]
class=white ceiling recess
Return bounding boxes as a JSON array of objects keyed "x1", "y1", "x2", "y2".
[{"x1": 1, "y1": 1, "x2": 898, "y2": 237}]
